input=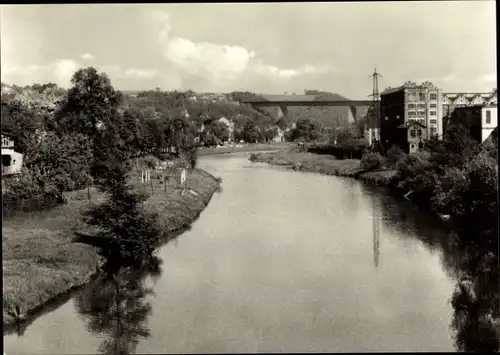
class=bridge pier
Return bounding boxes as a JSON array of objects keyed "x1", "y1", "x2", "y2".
[
  {"x1": 276, "y1": 105, "x2": 288, "y2": 120},
  {"x1": 348, "y1": 106, "x2": 357, "y2": 123}
]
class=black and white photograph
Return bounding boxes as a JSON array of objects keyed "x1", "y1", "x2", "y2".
[{"x1": 1, "y1": 1, "x2": 498, "y2": 353}]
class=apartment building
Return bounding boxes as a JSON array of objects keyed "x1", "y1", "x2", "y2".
[{"x1": 380, "y1": 81, "x2": 441, "y2": 153}]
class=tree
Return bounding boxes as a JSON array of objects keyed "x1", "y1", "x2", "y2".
[
  {"x1": 334, "y1": 127, "x2": 357, "y2": 148},
  {"x1": 1, "y1": 100, "x2": 45, "y2": 166},
  {"x1": 4, "y1": 132, "x2": 93, "y2": 206},
  {"x1": 56, "y1": 67, "x2": 123, "y2": 137},
  {"x1": 427, "y1": 124, "x2": 480, "y2": 169},
  {"x1": 241, "y1": 121, "x2": 262, "y2": 143},
  {"x1": 290, "y1": 118, "x2": 322, "y2": 142},
  {"x1": 54, "y1": 67, "x2": 127, "y2": 184},
  {"x1": 385, "y1": 145, "x2": 407, "y2": 168},
  {"x1": 83, "y1": 163, "x2": 164, "y2": 264},
  {"x1": 209, "y1": 120, "x2": 230, "y2": 142},
  {"x1": 264, "y1": 126, "x2": 279, "y2": 142}
]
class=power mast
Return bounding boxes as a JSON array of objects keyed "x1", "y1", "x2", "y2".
[{"x1": 368, "y1": 68, "x2": 383, "y2": 152}]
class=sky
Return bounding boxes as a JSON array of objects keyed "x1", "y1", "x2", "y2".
[{"x1": 0, "y1": 2, "x2": 497, "y2": 98}]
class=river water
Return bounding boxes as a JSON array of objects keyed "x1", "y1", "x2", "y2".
[{"x1": 5, "y1": 153, "x2": 462, "y2": 353}]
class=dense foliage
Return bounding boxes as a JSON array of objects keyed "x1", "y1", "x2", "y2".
[{"x1": 360, "y1": 152, "x2": 384, "y2": 171}]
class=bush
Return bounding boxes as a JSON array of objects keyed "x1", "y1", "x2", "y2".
[
  {"x1": 360, "y1": 153, "x2": 385, "y2": 171},
  {"x1": 385, "y1": 145, "x2": 407, "y2": 168},
  {"x1": 2, "y1": 169, "x2": 63, "y2": 215}
]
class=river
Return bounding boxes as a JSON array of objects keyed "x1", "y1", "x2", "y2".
[{"x1": 4, "y1": 153, "x2": 466, "y2": 353}]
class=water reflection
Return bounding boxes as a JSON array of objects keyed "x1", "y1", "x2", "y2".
[
  {"x1": 362, "y1": 184, "x2": 499, "y2": 352},
  {"x1": 372, "y1": 197, "x2": 381, "y2": 269},
  {"x1": 75, "y1": 256, "x2": 163, "y2": 354}
]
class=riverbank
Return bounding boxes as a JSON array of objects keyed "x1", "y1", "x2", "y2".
[
  {"x1": 2, "y1": 167, "x2": 220, "y2": 329},
  {"x1": 197, "y1": 142, "x2": 292, "y2": 156},
  {"x1": 249, "y1": 150, "x2": 397, "y2": 186}
]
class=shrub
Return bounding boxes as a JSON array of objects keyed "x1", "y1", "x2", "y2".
[
  {"x1": 360, "y1": 153, "x2": 385, "y2": 171},
  {"x1": 249, "y1": 153, "x2": 261, "y2": 162},
  {"x1": 385, "y1": 145, "x2": 407, "y2": 168}
]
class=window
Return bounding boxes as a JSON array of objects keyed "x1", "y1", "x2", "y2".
[
  {"x1": 430, "y1": 111, "x2": 436, "y2": 116},
  {"x1": 408, "y1": 111, "x2": 416, "y2": 117},
  {"x1": 430, "y1": 119, "x2": 437, "y2": 124},
  {"x1": 385, "y1": 116, "x2": 388, "y2": 121},
  {"x1": 430, "y1": 103, "x2": 437, "y2": 108},
  {"x1": 430, "y1": 93, "x2": 437, "y2": 100},
  {"x1": 407, "y1": 92, "x2": 417, "y2": 101},
  {"x1": 418, "y1": 92, "x2": 426, "y2": 101},
  {"x1": 486, "y1": 110, "x2": 491, "y2": 124},
  {"x1": 410, "y1": 129, "x2": 416, "y2": 138},
  {"x1": 411, "y1": 144, "x2": 415, "y2": 149},
  {"x1": 430, "y1": 127, "x2": 437, "y2": 136},
  {"x1": 417, "y1": 129, "x2": 422, "y2": 137},
  {"x1": 417, "y1": 111, "x2": 425, "y2": 117},
  {"x1": 2, "y1": 155, "x2": 12, "y2": 166},
  {"x1": 418, "y1": 103, "x2": 426, "y2": 109},
  {"x1": 396, "y1": 115, "x2": 400, "y2": 119},
  {"x1": 408, "y1": 104, "x2": 416, "y2": 109}
]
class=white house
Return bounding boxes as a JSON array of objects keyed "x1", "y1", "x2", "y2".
[
  {"x1": 481, "y1": 105, "x2": 498, "y2": 142},
  {"x1": 1, "y1": 133, "x2": 23, "y2": 176}
]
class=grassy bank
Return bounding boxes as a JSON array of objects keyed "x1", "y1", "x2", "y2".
[
  {"x1": 2, "y1": 167, "x2": 220, "y2": 328},
  {"x1": 196, "y1": 142, "x2": 292, "y2": 156},
  {"x1": 250, "y1": 150, "x2": 397, "y2": 185}
]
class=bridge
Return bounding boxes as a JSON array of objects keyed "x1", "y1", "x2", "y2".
[{"x1": 239, "y1": 93, "x2": 376, "y2": 124}]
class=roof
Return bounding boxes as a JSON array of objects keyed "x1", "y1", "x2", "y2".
[
  {"x1": 397, "y1": 121, "x2": 427, "y2": 129},
  {"x1": 382, "y1": 82, "x2": 440, "y2": 95}
]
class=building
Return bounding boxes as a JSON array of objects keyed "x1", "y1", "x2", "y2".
[
  {"x1": 442, "y1": 89, "x2": 497, "y2": 118},
  {"x1": 444, "y1": 104, "x2": 498, "y2": 143},
  {"x1": 380, "y1": 81, "x2": 439, "y2": 153},
  {"x1": 2, "y1": 133, "x2": 23, "y2": 177}
]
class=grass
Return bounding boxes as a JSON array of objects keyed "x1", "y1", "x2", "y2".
[
  {"x1": 250, "y1": 150, "x2": 397, "y2": 184},
  {"x1": 196, "y1": 142, "x2": 292, "y2": 156},
  {"x1": 2, "y1": 165, "x2": 220, "y2": 328}
]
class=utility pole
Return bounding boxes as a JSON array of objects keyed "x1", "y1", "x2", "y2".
[{"x1": 368, "y1": 68, "x2": 383, "y2": 152}]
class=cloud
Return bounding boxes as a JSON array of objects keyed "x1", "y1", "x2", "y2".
[
  {"x1": 479, "y1": 73, "x2": 497, "y2": 84},
  {"x1": 155, "y1": 10, "x2": 331, "y2": 91},
  {"x1": 81, "y1": 53, "x2": 94, "y2": 61},
  {"x1": 1, "y1": 60, "x2": 159, "y2": 88},
  {"x1": 123, "y1": 68, "x2": 158, "y2": 79},
  {"x1": 54, "y1": 59, "x2": 79, "y2": 85},
  {"x1": 1, "y1": 59, "x2": 79, "y2": 87}
]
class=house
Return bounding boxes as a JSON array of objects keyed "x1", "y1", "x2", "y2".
[
  {"x1": 444, "y1": 104, "x2": 498, "y2": 143},
  {"x1": 1, "y1": 132, "x2": 23, "y2": 177},
  {"x1": 396, "y1": 121, "x2": 428, "y2": 154}
]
